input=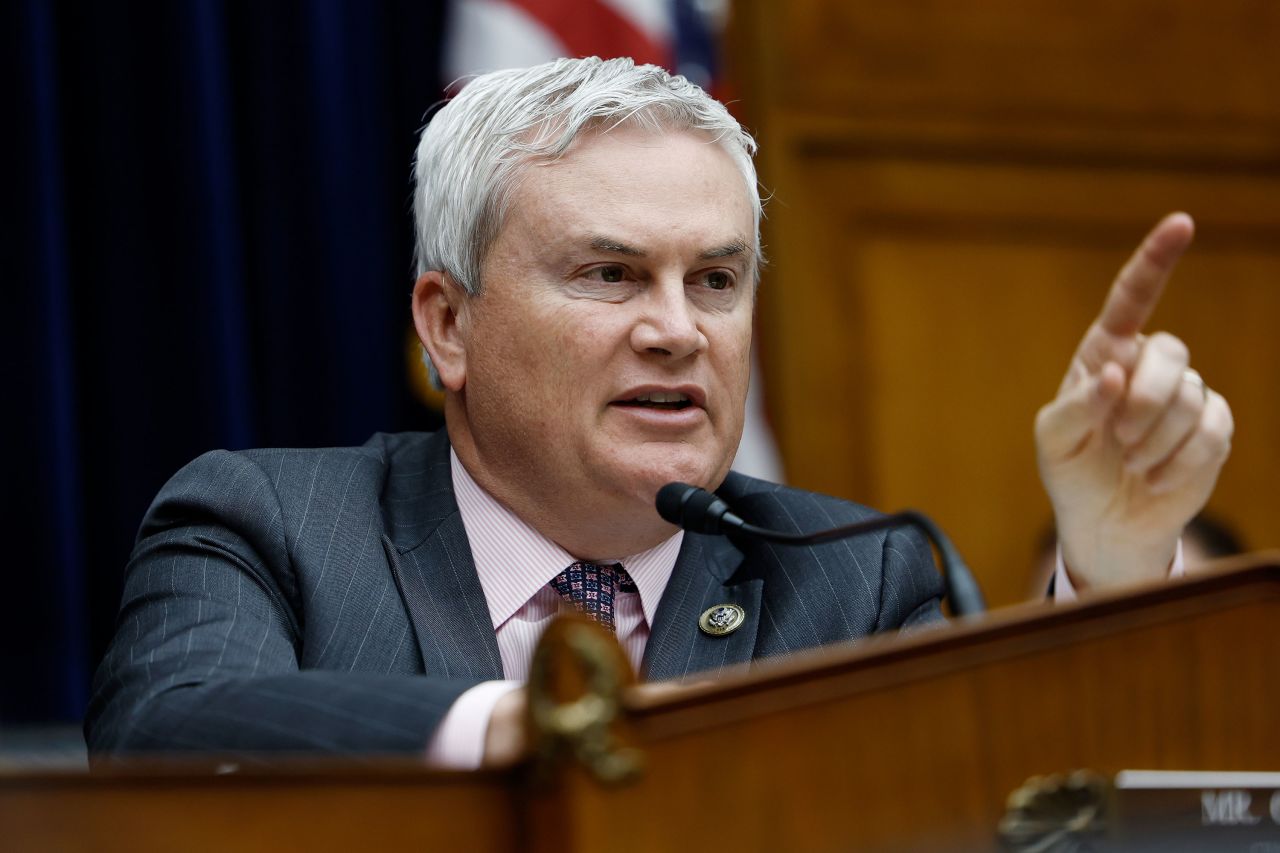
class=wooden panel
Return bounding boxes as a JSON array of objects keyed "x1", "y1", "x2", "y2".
[
  {"x1": 729, "y1": 0, "x2": 1280, "y2": 606},
  {"x1": 773, "y1": 1, "x2": 1280, "y2": 127},
  {"x1": 0, "y1": 766, "x2": 517, "y2": 853}
]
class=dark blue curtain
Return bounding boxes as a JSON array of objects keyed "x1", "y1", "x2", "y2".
[{"x1": 5, "y1": 1, "x2": 448, "y2": 723}]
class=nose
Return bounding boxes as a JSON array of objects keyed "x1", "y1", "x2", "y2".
[{"x1": 630, "y1": 280, "x2": 708, "y2": 359}]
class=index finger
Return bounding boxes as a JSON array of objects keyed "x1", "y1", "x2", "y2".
[{"x1": 1096, "y1": 212, "x2": 1195, "y2": 337}]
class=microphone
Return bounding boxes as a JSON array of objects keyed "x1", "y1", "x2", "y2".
[{"x1": 656, "y1": 482, "x2": 985, "y2": 617}]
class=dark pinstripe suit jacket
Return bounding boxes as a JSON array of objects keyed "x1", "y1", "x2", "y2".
[{"x1": 86, "y1": 430, "x2": 943, "y2": 755}]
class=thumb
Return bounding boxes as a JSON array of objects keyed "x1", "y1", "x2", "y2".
[{"x1": 1036, "y1": 362, "x2": 1126, "y2": 462}]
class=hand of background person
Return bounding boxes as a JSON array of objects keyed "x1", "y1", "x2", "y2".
[{"x1": 1035, "y1": 213, "x2": 1234, "y2": 590}]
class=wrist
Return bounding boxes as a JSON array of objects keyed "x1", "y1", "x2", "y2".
[{"x1": 1059, "y1": 532, "x2": 1177, "y2": 590}]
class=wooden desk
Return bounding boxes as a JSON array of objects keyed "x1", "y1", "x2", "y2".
[{"x1": 5, "y1": 557, "x2": 1277, "y2": 851}]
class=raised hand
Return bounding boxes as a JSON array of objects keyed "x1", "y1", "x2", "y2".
[{"x1": 1034, "y1": 213, "x2": 1234, "y2": 590}]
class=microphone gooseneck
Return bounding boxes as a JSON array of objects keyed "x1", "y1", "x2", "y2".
[{"x1": 656, "y1": 482, "x2": 986, "y2": 617}]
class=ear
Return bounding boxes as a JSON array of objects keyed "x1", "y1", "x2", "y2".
[{"x1": 411, "y1": 270, "x2": 470, "y2": 391}]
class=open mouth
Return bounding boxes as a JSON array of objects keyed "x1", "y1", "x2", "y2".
[{"x1": 614, "y1": 392, "x2": 693, "y2": 411}]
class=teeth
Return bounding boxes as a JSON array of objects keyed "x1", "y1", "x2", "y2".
[{"x1": 634, "y1": 392, "x2": 689, "y2": 403}]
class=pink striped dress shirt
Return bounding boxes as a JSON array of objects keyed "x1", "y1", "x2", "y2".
[{"x1": 426, "y1": 450, "x2": 683, "y2": 768}]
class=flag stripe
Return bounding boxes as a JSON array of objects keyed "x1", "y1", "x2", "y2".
[{"x1": 506, "y1": 0, "x2": 671, "y2": 68}]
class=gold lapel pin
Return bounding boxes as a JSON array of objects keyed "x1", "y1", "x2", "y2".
[{"x1": 698, "y1": 603, "x2": 745, "y2": 637}]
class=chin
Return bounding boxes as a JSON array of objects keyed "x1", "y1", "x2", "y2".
[{"x1": 614, "y1": 448, "x2": 728, "y2": 502}]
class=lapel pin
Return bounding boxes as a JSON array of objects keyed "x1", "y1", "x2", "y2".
[{"x1": 698, "y1": 603, "x2": 745, "y2": 637}]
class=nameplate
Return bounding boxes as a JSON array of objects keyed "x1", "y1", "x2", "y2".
[{"x1": 1114, "y1": 770, "x2": 1280, "y2": 850}]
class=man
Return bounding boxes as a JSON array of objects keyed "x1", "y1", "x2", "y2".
[{"x1": 85, "y1": 58, "x2": 1233, "y2": 766}]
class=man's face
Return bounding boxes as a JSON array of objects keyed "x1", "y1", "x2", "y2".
[{"x1": 449, "y1": 126, "x2": 756, "y2": 547}]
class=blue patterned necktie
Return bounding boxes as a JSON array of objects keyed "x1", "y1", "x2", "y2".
[{"x1": 549, "y1": 562, "x2": 638, "y2": 634}]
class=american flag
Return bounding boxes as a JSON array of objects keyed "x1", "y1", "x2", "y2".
[{"x1": 444, "y1": 0, "x2": 723, "y2": 91}]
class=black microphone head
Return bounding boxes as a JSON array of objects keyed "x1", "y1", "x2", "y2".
[
  {"x1": 655, "y1": 482, "x2": 699, "y2": 527},
  {"x1": 656, "y1": 482, "x2": 735, "y2": 534}
]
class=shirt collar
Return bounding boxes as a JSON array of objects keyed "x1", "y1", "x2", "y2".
[{"x1": 450, "y1": 449, "x2": 683, "y2": 630}]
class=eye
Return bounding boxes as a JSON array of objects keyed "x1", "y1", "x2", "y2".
[
  {"x1": 587, "y1": 265, "x2": 627, "y2": 283},
  {"x1": 703, "y1": 271, "x2": 733, "y2": 291}
]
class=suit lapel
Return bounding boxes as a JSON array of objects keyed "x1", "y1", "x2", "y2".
[
  {"x1": 376, "y1": 433, "x2": 777, "y2": 683},
  {"x1": 643, "y1": 532, "x2": 762, "y2": 681},
  {"x1": 380, "y1": 432, "x2": 504, "y2": 681}
]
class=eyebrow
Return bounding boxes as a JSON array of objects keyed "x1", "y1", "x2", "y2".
[
  {"x1": 698, "y1": 239, "x2": 750, "y2": 261},
  {"x1": 587, "y1": 235, "x2": 751, "y2": 262},
  {"x1": 589, "y1": 236, "x2": 644, "y2": 256}
]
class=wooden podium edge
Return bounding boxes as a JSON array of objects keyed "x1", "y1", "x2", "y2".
[{"x1": 622, "y1": 552, "x2": 1280, "y2": 741}]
